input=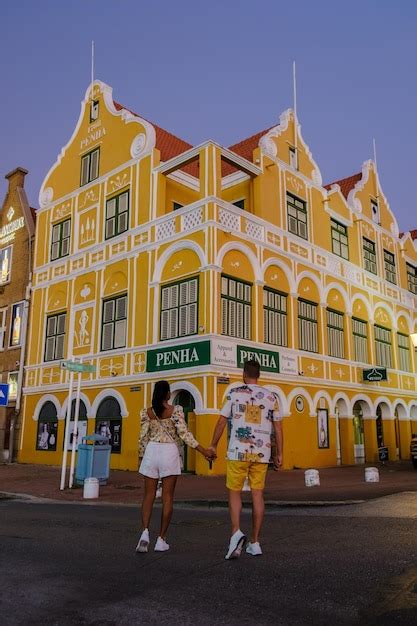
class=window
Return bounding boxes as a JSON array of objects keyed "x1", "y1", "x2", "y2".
[
  {"x1": 90, "y1": 100, "x2": 99, "y2": 122},
  {"x1": 36, "y1": 401, "x2": 58, "y2": 451},
  {"x1": 96, "y1": 397, "x2": 123, "y2": 454},
  {"x1": 160, "y1": 278, "x2": 198, "y2": 341},
  {"x1": 371, "y1": 199, "x2": 380, "y2": 224},
  {"x1": 221, "y1": 276, "x2": 251, "y2": 340},
  {"x1": 173, "y1": 202, "x2": 183, "y2": 211},
  {"x1": 105, "y1": 190, "x2": 129, "y2": 239},
  {"x1": 0, "y1": 245, "x2": 12, "y2": 284},
  {"x1": 352, "y1": 318, "x2": 368, "y2": 363},
  {"x1": 363, "y1": 238, "x2": 377, "y2": 274},
  {"x1": 7, "y1": 371, "x2": 18, "y2": 400},
  {"x1": 51, "y1": 219, "x2": 71, "y2": 261},
  {"x1": 289, "y1": 147, "x2": 297, "y2": 169},
  {"x1": 398, "y1": 333, "x2": 411, "y2": 372},
  {"x1": 374, "y1": 325, "x2": 392, "y2": 368},
  {"x1": 331, "y1": 220, "x2": 349, "y2": 260},
  {"x1": 0, "y1": 308, "x2": 6, "y2": 350},
  {"x1": 232, "y1": 199, "x2": 245, "y2": 210},
  {"x1": 287, "y1": 193, "x2": 308, "y2": 240},
  {"x1": 327, "y1": 309, "x2": 344, "y2": 358},
  {"x1": 101, "y1": 295, "x2": 127, "y2": 351},
  {"x1": 10, "y1": 302, "x2": 24, "y2": 348},
  {"x1": 80, "y1": 148, "x2": 99, "y2": 186},
  {"x1": 44, "y1": 312, "x2": 66, "y2": 361},
  {"x1": 383, "y1": 250, "x2": 396, "y2": 284},
  {"x1": 263, "y1": 289, "x2": 287, "y2": 346},
  {"x1": 407, "y1": 263, "x2": 417, "y2": 294},
  {"x1": 298, "y1": 299, "x2": 318, "y2": 352}
]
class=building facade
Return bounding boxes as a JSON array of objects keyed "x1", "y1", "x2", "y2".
[
  {"x1": 0, "y1": 167, "x2": 35, "y2": 461},
  {"x1": 18, "y1": 80, "x2": 417, "y2": 474}
]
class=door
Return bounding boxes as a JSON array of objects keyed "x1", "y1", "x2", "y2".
[
  {"x1": 353, "y1": 402, "x2": 365, "y2": 464},
  {"x1": 173, "y1": 390, "x2": 196, "y2": 473}
]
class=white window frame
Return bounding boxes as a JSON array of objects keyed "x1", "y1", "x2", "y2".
[
  {"x1": 374, "y1": 325, "x2": 392, "y2": 368},
  {"x1": 352, "y1": 317, "x2": 368, "y2": 363},
  {"x1": 9, "y1": 301, "x2": 24, "y2": 349},
  {"x1": 221, "y1": 275, "x2": 251, "y2": 340},
  {"x1": 327, "y1": 309, "x2": 344, "y2": 359},
  {"x1": 160, "y1": 277, "x2": 198, "y2": 341},
  {"x1": 101, "y1": 294, "x2": 127, "y2": 351},
  {"x1": 298, "y1": 299, "x2": 318, "y2": 353},
  {"x1": 263, "y1": 288, "x2": 287, "y2": 347},
  {"x1": 44, "y1": 312, "x2": 67, "y2": 362},
  {"x1": 397, "y1": 333, "x2": 411, "y2": 372}
]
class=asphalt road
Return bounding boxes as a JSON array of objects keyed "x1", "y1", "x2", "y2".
[{"x1": 2, "y1": 495, "x2": 417, "y2": 625}]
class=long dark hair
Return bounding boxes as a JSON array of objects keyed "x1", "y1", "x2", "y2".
[{"x1": 152, "y1": 380, "x2": 170, "y2": 418}]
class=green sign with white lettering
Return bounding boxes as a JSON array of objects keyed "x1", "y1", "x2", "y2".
[
  {"x1": 237, "y1": 345, "x2": 280, "y2": 373},
  {"x1": 147, "y1": 340, "x2": 211, "y2": 372}
]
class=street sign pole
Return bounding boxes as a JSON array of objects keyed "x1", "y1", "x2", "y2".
[
  {"x1": 69, "y1": 359, "x2": 83, "y2": 489},
  {"x1": 60, "y1": 369, "x2": 75, "y2": 490}
]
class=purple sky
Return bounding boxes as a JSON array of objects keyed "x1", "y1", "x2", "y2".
[{"x1": 1, "y1": 0, "x2": 416, "y2": 232}]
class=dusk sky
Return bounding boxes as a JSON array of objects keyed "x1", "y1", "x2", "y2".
[{"x1": 1, "y1": 0, "x2": 416, "y2": 232}]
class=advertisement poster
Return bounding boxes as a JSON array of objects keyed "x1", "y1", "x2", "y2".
[
  {"x1": 317, "y1": 409, "x2": 329, "y2": 449},
  {"x1": 36, "y1": 421, "x2": 58, "y2": 451}
]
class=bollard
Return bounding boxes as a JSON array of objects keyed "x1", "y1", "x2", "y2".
[
  {"x1": 83, "y1": 477, "x2": 99, "y2": 499},
  {"x1": 365, "y1": 467, "x2": 379, "y2": 483},
  {"x1": 305, "y1": 469, "x2": 320, "y2": 487}
]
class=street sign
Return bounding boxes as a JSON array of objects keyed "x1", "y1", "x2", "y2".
[
  {"x1": 363, "y1": 367, "x2": 387, "y2": 382},
  {"x1": 61, "y1": 361, "x2": 96, "y2": 373},
  {"x1": 0, "y1": 383, "x2": 9, "y2": 406}
]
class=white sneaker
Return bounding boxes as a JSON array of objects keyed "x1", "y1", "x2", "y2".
[
  {"x1": 225, "y1": 530, "x2": 246, "y2": 560},
  {"x1": 246, "y1": 541, "x2": 262, "y2": 556},
  {"x1": 135, "y1": 528, "x2": 149, "y2": 553},
  {"x1": 154, "y1": 536, "x2": 170, "y2": 552}
]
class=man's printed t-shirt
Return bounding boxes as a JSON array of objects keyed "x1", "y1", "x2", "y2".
[{"x1": 220, "y1": 384, "x2": 281, "y2": 463}]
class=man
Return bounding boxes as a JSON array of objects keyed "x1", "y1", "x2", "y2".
[{"x1": 209, "y1": 359, "x2": 283, "y2": 559}]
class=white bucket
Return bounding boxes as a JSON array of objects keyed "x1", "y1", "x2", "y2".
[
  {"x1": 83, "y1": 477, "x2": 99, "y2": 499},
  {"x1": 365, "y1": 467, "x2": 379, "y2": 483},
  {"x1": 305, "y1": 469, "x2": 320, "y2": 487},
  {"x1": 242, "y1": 477, "x2": 251, "y2": 492}
]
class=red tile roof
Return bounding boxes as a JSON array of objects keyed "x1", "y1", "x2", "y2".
[
  {"x1": 324, "y1": 173, "x2": 362, "y2": 199},
  {"x1": 409, "y1": 229, "x2": 417, "y2": 240}
]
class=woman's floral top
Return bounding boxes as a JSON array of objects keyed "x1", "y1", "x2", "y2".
[{"x1": 138, "y1": 404, "x2": 199, "y2": 457}]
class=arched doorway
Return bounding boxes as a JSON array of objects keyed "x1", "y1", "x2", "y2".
[
  {"x1": 172, "y1": 390, "x2": 196, "y2": 473},
  {"x1": 375, "y1": 405, "x2": 384, "y2": 448},
  {"x1": 36, "y1": 401, "x2": 58, "y2": 452},
  {"x1": 352, "y1": 401, "x2": 365, "y2": 464},
  {"x1": 96, "y1": 396, "x2": 122, "y2": 453},
  {"x1": 64, "y1": 399, "x2": 88, "y2": 451}
]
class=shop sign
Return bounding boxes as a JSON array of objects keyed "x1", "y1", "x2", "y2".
[
  {"x1": 0, "y1": 216, "x2": 25, "y2": 245},
  {"x1": 278, "y1": 350, "x2": 298, "y2": 375},
  {"x1": 363, "y1": 367, "x2": 387, "y2": 382},
  {"x1": 211, "y1": 339, "x2": 237, "y2": 368},
  {"x1": 147, "y1": 340, "x2": 210, "y2": 372},
  {"x1": 237, "y1": 345, "x2": 279, "y2": 373}
]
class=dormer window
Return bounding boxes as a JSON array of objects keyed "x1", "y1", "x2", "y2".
[
  {"x1": 90, "y1": 100, "x2": 99, "y2": 122},
  {"x1": 289, "y1": 147, "x2": 298, "y2": 169},
  {"x1": 371, "y1": 199, "x2": 380, "y2": 224}
]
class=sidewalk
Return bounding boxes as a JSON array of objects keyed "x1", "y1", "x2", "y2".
[{"x1": 2, "y1": 461, "x2": 417, "y2": 505}]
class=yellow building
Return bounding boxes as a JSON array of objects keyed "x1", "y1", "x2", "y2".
[{"x1": 19, "y1": 80, "x2": 417, "y2": 474}]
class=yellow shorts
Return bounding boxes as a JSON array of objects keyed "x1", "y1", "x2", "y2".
[{"x1": 226, "y1": 460, "x2": 268, "y2": 491}]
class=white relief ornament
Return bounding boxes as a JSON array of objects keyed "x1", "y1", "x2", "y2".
[
  {"x1": 81, "y1": 217, "x2": 96, "y2": 244},
  {"x1": 259, "y1": 136, "x2": 277, "y2": 158},
  {"x1": 76, "y1": 310, "x2": 90, "y2": 347},
  {"x1": 172, "y1": 261, "x2": 183, "y2": 272},
  {"x1": 40, "y1": 187, "x2": 54, "y2": 208},
  {"x1": 80, "y1": 285, "x2": 91, "y2": 300},
  {"x1": 79, "y1": 189, "x2": 98, "y2": 209},
  {"x1": 336, "y1": 368, "x2": 344, "y2": 378},
  {"x1": 135, "y1": 353, "x2": 146, "y2": 373},
  {"x1": 307, "y1": 363, "x2": 318, "y2": 374},
  {"x1": 110, "y1": 174, "x2": 128, "y2": 191},
  {"x1": 288, "y1": 175, "x2": 303, "y2": 194},
  {"x1": 231, "y1": 261, "x2": 240, "y2": 268},
  {"x1": 7, "y1": 206, "x2": 15, "y2": 221},
  {"x1": 271, "y1": 274, "x2": 278, "y2": 281},
  {"x1": 131, "y1": 133, "x2": 147, "y2": 158},
  {"x1": 100, "y1": 358, "x2": 124, "y2": 375}
]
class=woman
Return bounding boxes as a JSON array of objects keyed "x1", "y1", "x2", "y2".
[{"x1": 136, "y1": 380, "x2": 213, "y2": 553}]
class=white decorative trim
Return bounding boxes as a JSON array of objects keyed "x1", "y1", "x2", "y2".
[
  {"x1": 332, "y1": 392, "x2": 351, "y2": 416},
  {"x1": 39, "y1": 80, "x2": 156, "y2": 208},
  {"x1": 221, "y1": 171, "x2": 250, "y2": 189},
  {"x1": 262, "y1": 257, "x2": 296, "y2": 293},
  {"x1": 170, "y1": 381, "x2": 204, "y2": 412},
  {"x1": 374, "y1": 396, "x2": 393, "y2": 418},
  {"x1": 350, "y1": 394, "x2": 374, "y2": 417},
  {"x1": 90, "y1": 388, "x2": 129, "y2": 418},
  {"x1": 131, "y1": 133, "x2": 150, "y2": 159},
  {"x1": 168, "y1": 170, "x2": 200, "y2": 191},
  {"x1": 215, "y1": 241, "x2": 263, "y2": 282},
  {"x1": 60, "y1": 391, "x2": 92, "y2": 419},
  {"x1": 153, "y1": 239, "x2": 207, "y2": 283},
  {"x1": 40, "y1": 187, "x2": 54, "y2": 208},
  {"x1": 286, "y1": 387, "x2": 315, "y2": 415},
  {"x1": 32, "y1": 394, "x2": 62, "y2": 421}
]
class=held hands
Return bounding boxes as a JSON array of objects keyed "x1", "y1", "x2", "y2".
[{"x1": 203, "y1": 446, "x2": 217, "y2": 462}]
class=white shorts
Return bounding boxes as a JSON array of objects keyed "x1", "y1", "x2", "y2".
[{"x1": 139, "y1": 442, "x2": 181, "y2": 479}]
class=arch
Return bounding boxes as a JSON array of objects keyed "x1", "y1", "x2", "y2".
[
  {"x1": 313, "y1": 390, "x2": 333, "y2": 413},
  {"x1": 60, "y1": 392, "x2": 92, "y2": 419},
  {"x1": 396, "y1": 312, "x2": 412, "y2": 334},
  {"x1": 351, "y1": 394, "x2": 374, "y2": 418},
  {"x1": 374, "y1": 397, "x2": 393, "y2": 419},
  {"x1": 153, "y1": 240, "x2": 207, "y2": 284},
  {"x1": 351, "y1": 294, "x2": 373, "y2": 321},
  {"x1": 295, "y1": 271, "x2": 323, "y2": 302},
  {"x1": 323, "y1": 282, "x2": 350, "y2": 312},
  {"x1": 91, "y1": 388, "x2": 128, "y2": 418},
  {"x1": 409, "y1": 402, "x2": 417, "y2": 421},
  {"x1": 262, "y1": 258, "x2": 296, "y2": 294},
  {"x1": 33, "y1": 395, "x2": 62, "y2": 421},
  {"x1": 286, "y1": 387, "x2": 315, "y2": 416},
  {"x1": 216, "y1": 242, "x2": 262, "y2": 282},
  {"x1": 169, "y1": 381, "x2": 204, "y2": 412},
  {"x1": 393, "y1": 399, "x2": 409, "y2": 420},
  {"x1": 373, "y1": 302, "x2": 395, "y2": 329},
  {"x1": 333, "y1": 393, "x2": 350, "y2": 417},
  {"x1": 96, "y1": 396, "x2": 122, "y2": 419},
  {"x1": 263, "y1": 385, "x2": 289, "y2": 417}
]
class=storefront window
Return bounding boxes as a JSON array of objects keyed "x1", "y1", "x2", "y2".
[
  {"x1": 95, "y1": 396, "x2": 122, "y2": 453},
  {"x1": 36, "y1": 401, "x2": 58, "y2": 451},
  {"x1": 10, "y1": 301, "x2": 24, "y2": 347}
]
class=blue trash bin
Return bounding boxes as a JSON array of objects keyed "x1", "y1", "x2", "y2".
[{"x1": 75, "y1": 434, "x2": 111, "y2": 485}]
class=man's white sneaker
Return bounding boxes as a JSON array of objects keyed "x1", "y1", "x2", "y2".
[
  {"x1": 225, "y1": 530, "x2": 246, "y2": 560},
  {"x1": 135, "y1": 528, "x2": 149, "y2": 553},
  {"x1": 154, "y1": 537, "x2": 170, "y2": 552},
  {"x1": 246, "y1": 542, "x2": 263, "y2": 556}
]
